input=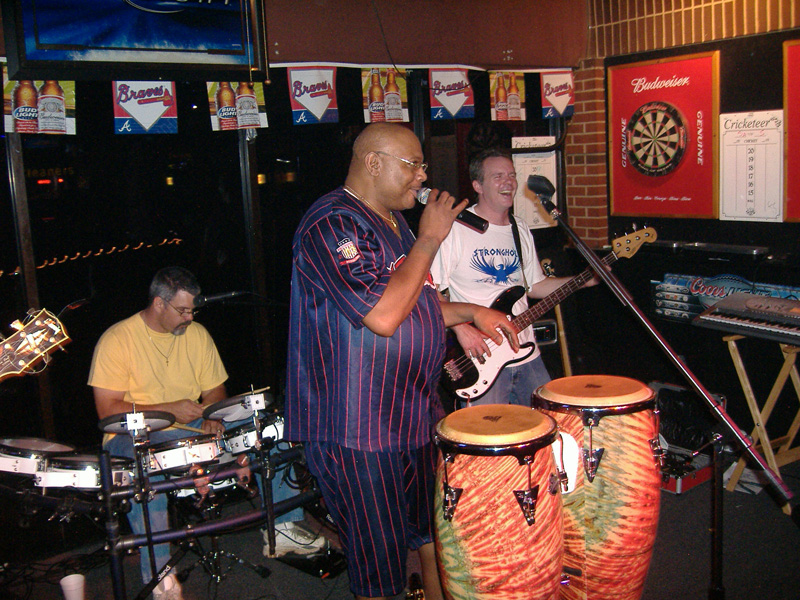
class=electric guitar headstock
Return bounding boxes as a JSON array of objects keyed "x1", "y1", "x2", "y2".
[
  {"x1": 611, "y1": 226, "x2": 657, "y2": 259},
  {"x1": 0, "y1": 309, "x2": 70, "y2": 381}
]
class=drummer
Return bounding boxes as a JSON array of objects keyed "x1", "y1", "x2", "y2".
[{"x1": 88, "y1": 267, "x2": 323, "y2": 600}]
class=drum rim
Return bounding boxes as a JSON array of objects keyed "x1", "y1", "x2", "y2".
[
  {"x1": 532, "y1": 396, "x2": 656, "y2": 419},
  {"x1": 48, "y1": 455, "x2": 133, "y2": 469},
  {"x1": 0, "y1": 437, "x2": 76, "y2": 456},
  {"x1": 98, "y1": 410, "x2": 175, "y2": 434},
  {"x1": 434, "y1": 415, "x2": 558, "y2": 458},
  {"x1": 149, "y1": 433, "x2": 221, "y2": 452},
  {"x1": 202, "y1": 390, "x2": 273, "y2": 421},
  {"x1": 222, "y1": 422, "x2": 257, "y2": 437}
]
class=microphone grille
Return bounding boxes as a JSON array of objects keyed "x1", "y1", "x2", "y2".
[{"x1": 415, "y1": 188, "x2": 431, "y2": 205}]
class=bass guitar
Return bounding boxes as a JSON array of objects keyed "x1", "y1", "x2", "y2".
[
  {"x1": 0, "y1": 309, "x2": 70, "y2": 381},
  {"x1": 441, "y1": 228, "x2": 657, "y2": 400}
]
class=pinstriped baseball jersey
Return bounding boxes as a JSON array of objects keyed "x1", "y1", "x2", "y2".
[{"x1": 285, "y1": 188, "x2": 446, "y2": 452}]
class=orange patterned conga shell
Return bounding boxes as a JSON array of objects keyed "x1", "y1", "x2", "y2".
[
  {"x1": 434, "y1": 404, "x2": 563, "y2": 600},
  {"x1": 534, "y1": 375, "x2": 660, "y2": 600}
]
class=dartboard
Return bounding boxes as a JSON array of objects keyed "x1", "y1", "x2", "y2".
[{"x1": 625, "y1": 102, "x2": 688, "y2": 176}]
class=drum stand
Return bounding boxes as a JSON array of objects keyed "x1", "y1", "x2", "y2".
[{"x1": 169, "y1": 483, "x2": 270, "y2": 588}]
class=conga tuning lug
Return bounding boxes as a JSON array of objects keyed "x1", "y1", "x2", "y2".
[
  {"x1": 513, "y1": 484, "x2": 540, "y2": 525},
  {"x1": 549, "y1": 472, "x2": 562, "y2": 495},
  {"x1": 442, "y1": 483, "x2": 462, "y2": 521},
  {"x1": 583, "y1": 447, "x2": 604, "y2": 482},
  {"x1": 649, "y1": 437, "x2": 666, "y2": 468}
]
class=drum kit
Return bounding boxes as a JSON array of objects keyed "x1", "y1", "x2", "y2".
[
  {"x1": 0, "y1": 389, "x2": 304, "y2": 600},
  {"x1": 433, "y1": 374, "x2": 664, "y2": 600}
]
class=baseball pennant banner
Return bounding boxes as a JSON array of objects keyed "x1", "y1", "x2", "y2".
[
  {"x1": 207, "y1": 82, "x2": 269, "y2": 131},
  {"x1": 541, "y1": 70, "x2": 575, "y2": 118},
  {"x1": 288, "y1": 67, "x2": 339, "y2": 125},
  {"x1": 113, "y1": 81, "x2": 177, "y2": 135},
  {"x1": 429, "y1": 68, "x2": 474, "y2": 120},
  {"x1": 362, "y1": 68, "x2": 408, "y2": 123}
]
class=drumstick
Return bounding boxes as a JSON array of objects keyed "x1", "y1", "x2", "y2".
[{"x1": 170, "y1": 423, "x2": 207, "y2": 434}]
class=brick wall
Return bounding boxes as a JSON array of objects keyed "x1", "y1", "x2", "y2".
[{"x1": 565, "y1": 0, "x2": 800, "y2": 246}]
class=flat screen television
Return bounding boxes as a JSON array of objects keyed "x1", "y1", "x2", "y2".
[{"x1": 1, "y1": 0, "x2": 269, "y2": 81}]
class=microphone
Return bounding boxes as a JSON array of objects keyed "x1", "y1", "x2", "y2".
[
  {"x1": 526, "y1": 175, "x2": 557, "y2": 212},
  {"x1": 194, "y1": 291, "x2": 246, "y2": 307},
  {"x1": 416, "y1": 188, "x2": 489, "y2": 233}
]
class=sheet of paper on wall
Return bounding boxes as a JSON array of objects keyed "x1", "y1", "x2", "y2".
[
  {"x1": 719, "y1": 110, "x2": 783, "y2": 222},
  {"x1": 511, "y1": 137, "x2": 558, "y2": 229}
]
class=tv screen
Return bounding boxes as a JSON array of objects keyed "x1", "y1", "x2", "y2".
[{"x1": 2, "y1": 0, "x2": 268, "y2": 81}]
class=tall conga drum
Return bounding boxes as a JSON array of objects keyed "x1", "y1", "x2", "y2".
[
  {"x1": 533, "y1": 375, "x2": 662, "y2": 600},
  {"x1": 434, "y1": 404, "x2": 563, "y2": 600}
]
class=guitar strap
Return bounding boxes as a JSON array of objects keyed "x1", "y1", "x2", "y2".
[{"x1": 508, "y1": 213, "x2": 530, "y2": 292}]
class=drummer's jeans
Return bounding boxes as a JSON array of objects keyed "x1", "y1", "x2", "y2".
[
  {"x1": 463, "y1": 355, "x2": 551, "y2": 407},
  {"x1": 104, "y1": 417, "x2": 302, "y2": 585}
]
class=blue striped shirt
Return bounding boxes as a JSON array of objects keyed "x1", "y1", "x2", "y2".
[{"x1": 285, "y1": 188, "x2": 446, "y2": 452}]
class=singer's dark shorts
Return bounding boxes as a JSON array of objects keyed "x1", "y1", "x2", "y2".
[{"x1": 304, "y1": 441, "x2": 436, "y2": 597}]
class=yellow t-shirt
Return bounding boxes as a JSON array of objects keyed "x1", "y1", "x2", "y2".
[{"x1": 88, "y1": 313, "x2": 228, "y2": 441}]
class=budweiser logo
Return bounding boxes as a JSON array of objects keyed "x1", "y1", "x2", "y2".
[{"x1": 630, "y1": 75, "x2": 690, "y2": 93}]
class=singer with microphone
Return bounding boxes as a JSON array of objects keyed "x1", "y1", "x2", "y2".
[
  {"x1": 285, "y1": 124, "x2": 520, "y2": 600},
  {"x1": 431, "y1": 147, "x2": 598, "y2": 408}
]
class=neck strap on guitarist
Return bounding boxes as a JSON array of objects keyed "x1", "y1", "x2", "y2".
[{"x1": 508, "y1": 213, "x2": 530, "y2": 293}]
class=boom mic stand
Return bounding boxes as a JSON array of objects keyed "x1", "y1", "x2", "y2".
[{"x1": 527, "y1": 174, "x2": 794, "y2": 599}]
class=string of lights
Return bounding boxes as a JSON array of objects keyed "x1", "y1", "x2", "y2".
[{"x1": 0, "y1": 237, "x2": 183, "y2": 279}]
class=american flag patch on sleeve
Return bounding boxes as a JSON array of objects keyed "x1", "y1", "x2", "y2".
[{"x1": 336, "y1": 237, "x2": 361, "y2": 265}]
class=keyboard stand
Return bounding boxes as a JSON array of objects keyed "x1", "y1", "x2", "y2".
[{"x1": 723, "y1": 335, "x2": 800, "y2": 513}]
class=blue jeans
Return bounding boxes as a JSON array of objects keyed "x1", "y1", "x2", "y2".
[
  {"x1": 104, "y1": 417, "x2": 301, "y2": 584},
  {"x1": 463, "y1": 355, "x2": 551, "y2": 407}
]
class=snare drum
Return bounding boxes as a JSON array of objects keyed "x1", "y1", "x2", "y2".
[
  {"x1": 0, "y1": 438, "x2": 75, "y2": 476},
  {"x1": 147, "y1": 434, "x2": 225, "y2": 475},
  {"x1": 222, "y1": 415, "x2": 285, "y2": 454},
  {"x1": 533, "y1": 375, "x2": 661, "y2": 600},
  {"x1": 434, "y1": 404, "x2": 563, "y2": 600},
  {"x1": 35, "y1": 454, "x2": 133, "y2": 489}
]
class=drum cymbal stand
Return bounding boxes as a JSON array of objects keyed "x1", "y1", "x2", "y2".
[
  {"x1": 170, "y1": 461, "x2": 271, "y2": 588},
  {"x1": 249, "y1": 408, "x2": 277, "y2": 557},
  {"x1": 98, "y1": 409, "x2": 163, "y2": 600}
]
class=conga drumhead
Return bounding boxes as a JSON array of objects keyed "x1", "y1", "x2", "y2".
[
  {"x1": 435, "y1": 404, "x2": 556, "y2": 455},
  {"x1": 535, "y1": 375, "x2": 654, "y2": 413}
]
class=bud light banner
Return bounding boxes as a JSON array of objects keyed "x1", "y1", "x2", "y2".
[
  {"x1": 429, "y1": 69, "x2": 474, "y2": 120},
  {"x1": 207, "y1": 82, "x2": 268, "y2": 132},
  {"x1": 541, "y1": 71, "x2": 575, "y2": 119},
  {"x1": 112, "y1": 81, "x2": 177, "y2": 135},
  {"x1": 2, "y1": 64, "x2": 76, "y2": 135},
  {"x1": 489, "y1": 71, "x2": 525, "y2": 122},
  {"x1": 287, "y1": 67, "x2": 338, "y2": 125},
  {"x1": 361, "y1": 68, "x2": 408, "y2": 123},
  {"x1": 651, "y1": 273, "x2": 800, "y2": 323}
]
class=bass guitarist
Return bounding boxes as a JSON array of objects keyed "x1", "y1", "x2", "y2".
[{"x1": 431, "y1": 147, "x2": 597, "y2": 407}]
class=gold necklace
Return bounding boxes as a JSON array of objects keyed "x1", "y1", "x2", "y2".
[
  {"x1": 143, "y1": 319, "x2": 176, "y2": 365},
  {"x1": 343, "y1": 185, "x2": 398, "y2": 228}
]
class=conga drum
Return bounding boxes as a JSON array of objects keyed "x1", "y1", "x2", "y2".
[
  {"x1": 434, "y1": 404, "x2": 563, "y2": 600},
  {"x1": 533, "y1": 375, "x2": 661, "y2": 600}
]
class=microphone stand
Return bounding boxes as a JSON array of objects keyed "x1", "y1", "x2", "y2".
[
  {"x1": 534, "y1": 190, "x2": 792, "y2": 505},
  {"x1": 534, "y1": 187, "x2": 794, "y2": 599}
]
